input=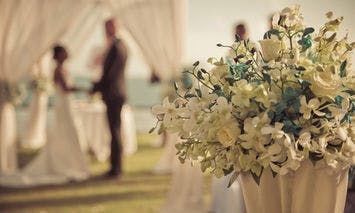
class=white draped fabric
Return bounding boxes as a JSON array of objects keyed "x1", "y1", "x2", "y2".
[
  {"x1": 22, "y1": 2, "x2": 106, "y2": 149},
  {"x1": 0, "y1": 0, "x2": 87, "y2": 175},
  {"x1": 1, "y1": 0, "x2": 187, "y2": 176},
  {"x1": 110, "y1": 0, "x2": 187, "y2": 80}
]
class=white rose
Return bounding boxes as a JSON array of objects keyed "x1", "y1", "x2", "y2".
[
  {"x1": 309, "y1": 67, "x2": 342, "y2": 99},
  {"x1": 217, "y1": 122, "x2": 241, "y2": 147},
  {"x1": 259, "y1": 39, "x2": 282, "y2": 61}
]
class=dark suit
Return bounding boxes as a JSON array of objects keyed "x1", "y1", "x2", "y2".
[{"x1": 93, "y1": 38, "x2": 127, "y2": 175}]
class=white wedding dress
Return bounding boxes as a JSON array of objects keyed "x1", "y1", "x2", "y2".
[{"x1": 0, "y1": 86, "x2": 90, "y2": 187}]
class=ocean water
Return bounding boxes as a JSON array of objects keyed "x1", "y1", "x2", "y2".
[{"x1": 16, "y1": 77, "x2": 164, "y2": 140}]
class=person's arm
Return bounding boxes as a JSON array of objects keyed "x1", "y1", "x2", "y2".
[{"x1": 54, "y1": 70, "x2": 78, "y2": 93}]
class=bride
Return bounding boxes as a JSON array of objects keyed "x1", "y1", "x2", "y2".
[{"x1": 0, "y1": 45, "x2": 90, "y2": 187}]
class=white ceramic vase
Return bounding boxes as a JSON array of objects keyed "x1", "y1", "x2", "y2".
[{"x1": 239, "y1": 160, "x2": 349, "y2": 213}]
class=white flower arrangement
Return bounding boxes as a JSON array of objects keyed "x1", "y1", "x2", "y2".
[
  {"x1": 151, "y1": 5, "x2": 355, "y2": 185},
  {"x1": 30, "y1": 75, "x2": 53, "y2": 94},
  {"x1": 0, "y1": 80, "x2": 26, "y2": 106}
]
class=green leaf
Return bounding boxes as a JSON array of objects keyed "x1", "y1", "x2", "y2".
[
  {"x1": 326, "y1": 33, "x2": 337, "y2": 42},
  {"x1": 340, "y1": 60, "x2": 347, "y2": 77},
  {"x1": 227, "y1": 171, "x2": 239, "y2": 188},
  {"x1": 157, "y1": 124, "x2": 165, "y2": 135},
  {"x1": 295, "y1": 66, "x2": 306, "y2": 71},
  {"x1": 245, "y1": 60, "x2": 253, "y2": 65},
  {"x1": 303, "y1": 27, "x2": 315, "y2": 37},
  {"x1": 262, "y1": 66, "x2": 272, "y2": 71},
  {"x1": 184, "y1": 93, "x2": 197, "y2": 99},
  {"x1": 225, "y1": 76, "x2": 236, "y2": 86},
  {"x1": 251, "y1": 170, "x2": 262, "y2": 185},
  {"x1": 213, "y1": 85, "x2": 222, "y2": 91},
  {"x1": 195, "y1": 88, "x2": 202, "y2": 98},
  {"x1": 271, "y1": 169, "x2": 278, "y2": 178},
  {"x1": 269, "y1": 29, "x2": 280, "y2": 35},
  {"x1": 148, "y1": 127, "x2": 155, "y2": 134},
  {"x1": 223, "y1": 167, "x2": 234, "y2": 176},
  {"x1": 262, "y1": 73, "x2": 271, "y2": 84},
  {"x1": 200, "y1": 68, "x2": 207, "y2": 74},
  {"x1": 173, "y1": 82, "x2": 178, "y2": 91},
  {"x1": 309, "y1": 152, "x2": 323, "y2": 166},
  {"x1": 197, "y1": 70, "x2": 204, "y2": 80}
]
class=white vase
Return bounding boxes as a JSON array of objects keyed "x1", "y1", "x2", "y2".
[{"x1": 239, "y1": 160, "x2": 349, "y2": 213}]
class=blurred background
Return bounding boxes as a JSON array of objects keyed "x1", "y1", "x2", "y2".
[{"x1": 1, "y1": 0, "x2": 355, "y2": 212}]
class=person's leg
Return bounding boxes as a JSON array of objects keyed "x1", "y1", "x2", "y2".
[{"x1": 106, "y1": 101, "x2": 123, "y2": 176}]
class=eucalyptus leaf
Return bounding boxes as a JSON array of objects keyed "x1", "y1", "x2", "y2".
[
  {"x1": 340, "y1": 60, "x2": 347, "y2": 77},
  {"x1": 303, "y1": 27, "x2": 315, "y2": 37}
]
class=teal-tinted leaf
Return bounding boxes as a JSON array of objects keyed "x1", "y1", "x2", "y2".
[
  {"x1": 282, "y1": 119, "x2": 301, "y2": 134},
  {"x1": 225, "y1": 76, "x2": 237, "y2": 85},
  {"x1": 267, "y1": 111, "x2": 275, "y2": 120},
  {"x1": 335, "y1": 95, "x2": 343, "y2": 106},
  {"x1": 298, "y1": 36, "x2": 312, "y2": 51}
]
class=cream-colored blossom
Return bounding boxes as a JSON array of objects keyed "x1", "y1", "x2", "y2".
[
  {"x1": 309, "y1": 66, "x2": 342, "y2": 99},
  {"x1": 217, "y1": 121, "x2": 241, "y2": 147},
  {"x1": 231, "y1": 80, "x2": 255, "y2": 107},
  {"x1": 299, "y1": 96, "x2": 325, "y2": 119},
  {"x1": 259, "y1": 39, "x2": 282, "y2": 61}
]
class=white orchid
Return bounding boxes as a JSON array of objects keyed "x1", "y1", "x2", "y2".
[{"x1": 299, "y1": 96, "x2": 325, "y2": 119}]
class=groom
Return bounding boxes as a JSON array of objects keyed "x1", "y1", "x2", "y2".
[{"x1": 91, "y1": 19, "x2": 128, "y2": 178}]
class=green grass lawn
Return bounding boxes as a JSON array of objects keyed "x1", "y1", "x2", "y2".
[{"x1": 0, "y1": 134, "x2": 211, "y2": 213}]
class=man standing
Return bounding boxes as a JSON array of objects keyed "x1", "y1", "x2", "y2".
[{"x1": 92, "y1": 19, "x2": 127, "y2": 178}]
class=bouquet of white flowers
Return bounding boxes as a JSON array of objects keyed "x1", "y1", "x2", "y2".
[
  {"x1": 0, "y1": 80, "x2": 26, "y2": 106},
  {"x1": 152, "y1": 5, "x2": 355, "y2": 185}
]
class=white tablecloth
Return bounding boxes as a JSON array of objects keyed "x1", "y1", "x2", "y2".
[{"x1": 72, "y1": 100, "x2": 137, "y2": 161}]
